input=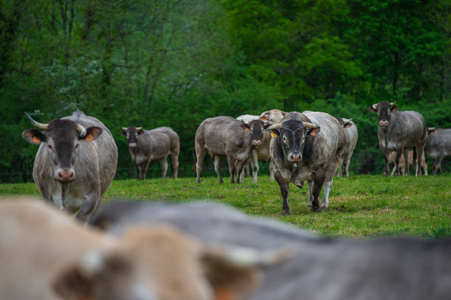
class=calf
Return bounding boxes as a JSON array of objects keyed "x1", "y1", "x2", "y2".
[
  {"x1": 336, "y1": 118, "x2": 358, "y2": 177},
  {"x1": 195, "y1": 116, "x2": 266, "y2": 184},
  {"x1": 236, "y1": 109, "x2": 286, "y2": 183},
  {"x1": 426, "y1": 128, "x2": 451, "y2": 175},
  {"x1": 91, "y1": 200, "x2": 451, "y2": 300},
  {"x1": 369, "y1": 102, "x2": 426, "y2": 176},
  {"x1": 389, "y1": 150, "x2": 428, "y2": 176},
  {"x1": 0, "y1": 199, "x2": 263, "y2": 300},
  {"x1": 121, "y1": 126, "x2": 179, "y2": 180},
  {"x1": 22, "y1": 110, "x2": 118, "y2": 223},
  {"x1": 268, "y1": 111, "x2": 345, "y2": 214}
]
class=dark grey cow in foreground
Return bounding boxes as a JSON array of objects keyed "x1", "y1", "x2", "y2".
[
  {"x1": 426, "y1": 128, "x2": 451, "y2": 175},
  {"x1": 22, "y1": 110, "x2": 118, "y2": 223},
  {"x1": 195, "y1": 116, "x2": 266, "y2": 184},
  {"x1": 91, "y1": 201, "x2": 451, "y2": 300},
  {"x1": 268, "y1": 111, "x2": 345, "y2": 214},
  {"x1": 121, "y1": 126, "x2": 179, "y2": 180},
  {"x1": 369, "y1": 101, "x2": 426, "y2": 176},
  {"x1": 336, "y1": 118, "x2": 358, "y2": 177}
]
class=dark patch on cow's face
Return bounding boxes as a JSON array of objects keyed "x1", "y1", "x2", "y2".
[
  {"x1": 371, "y1": 101, "x2": 398, "y2": 128},
  {"x1": 244, "y1": 120, "x2": 266, "y2": 146},
  {"x1": 122, "y1": 127, "x2": 144, "y2": 148}
]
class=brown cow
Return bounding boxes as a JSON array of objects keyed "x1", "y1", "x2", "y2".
[
  {"x1": 0, "y1": 199, "x2": 266, "y2": 300},
  {"x1": 389, "y1": 150, "x2": 428, "y2": 176}
]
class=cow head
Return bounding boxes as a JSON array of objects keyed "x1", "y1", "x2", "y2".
[
  {"x1": 259, "y1": 109, "x2": 286, "y2": 125},
  {"x1": 369, "y1": 101, "x2": 398, "y2": 128},
  {"x1": 268, "y1": 120, "x2": 320, "y2": 163},
  {"x1": 121, "y1": 126, "x2": 144, "y2": 149},
  {"x1": 53, "y1": 225, "x2": 271, "y2": 300},
  {"x1": 22, "y1": 112, "x2": 102, "y2": 183},
  {"x1": 240, "y1": 119, "x2": 268, "y2": 147}
]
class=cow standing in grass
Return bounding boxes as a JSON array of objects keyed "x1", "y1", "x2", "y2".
[
  {"x1": 22, "y1": 110, "x2": 118, "y2": 223},
  {"x1": 336, "y1": 118, "x2": 358, "y2": 177},
  {"x1": 195, "y1": 116, "x2": 266, "y2": 184},
  {"x1": 369, "y1": 101, "x2": 426, "y2": 176},
  {"x1": 268, "y1": 111, "x2": 345, "y2": 214},
  {"x1": 426, "y1": 128, "x2": 451, "y2": 175},
  {"x1": 121, "y1": 126, "x2": 180, "y2": 180}
]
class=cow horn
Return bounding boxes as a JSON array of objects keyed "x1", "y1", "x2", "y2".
[
  {"x1": 390, "y1": 101, "x2": 396, "y2": 106},
  {"x1": 24, "y1": 112, "x2": 49, "y2": 130},
  {"x1": 136, "y1": 127, "x2": 142, "y2": 131},
  {"x1": 342, "y1": 118, "x2": 352, "y2": 122},
  {"x1": 266, "y1": 123, "x2": 282, "y2": 130},
  {"x1": 122, "y1": 127, "x2": 128, "y2": 131},
  {"x1": 302, "y1": 122, "x2": 319, "y2": 129},
  {"x1": 372, "y1": 103, "x2": 379, "y2": 110},
  {"x1": 76, "y1": 124, "x2": 87, "y2": 138},
  {"x1": 260, "y1": 111, "x2": 269, "y2": 117}
]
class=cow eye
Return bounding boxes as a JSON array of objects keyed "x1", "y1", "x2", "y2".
[
  {"x1": 74, "y1": 144, "x2": 79, "y2": 151},
  {"x1": 48, "y1": 145, "x2": 55, "y2": 152},
  {"x1": 283, "y1": 137, "x2": 287, "y2": 143}
]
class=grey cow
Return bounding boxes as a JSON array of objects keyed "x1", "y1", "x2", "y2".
[
  {"x1": 22, "y1": 110, "x2": 118, "y2": 223},
  {"x1": 369, "y1": 101, "x2": 426, "y2": 176},
  {"x1": 426, "y1": 128, "x2": 451, "y2": 175},
  {"x1": 195, "y1": 116, "x2": 266, "y2": 184},
  {"x1": 268, "y1": 111, "x2": 345, "y2": 214},
  {"x1": 121, "y1": 126, "x2": 180, "y2": 180},
  {"x1": 336, "y1": 118, "x2": 358, "y2": 177},
  {"x1": 90, "y1": 201, "x2": 451, "y2": 300}
]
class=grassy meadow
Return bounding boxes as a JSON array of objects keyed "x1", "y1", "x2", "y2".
[{"x1": 1, "y1": 174, "x2": 450, "y2": 239}]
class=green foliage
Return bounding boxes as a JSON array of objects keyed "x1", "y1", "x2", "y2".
[{"x1": 1, "y1": 0, "x2": 451, "y2": 182}]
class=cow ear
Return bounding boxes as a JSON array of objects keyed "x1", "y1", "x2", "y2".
[
  {"x1": 22, "y1": 129, "x2": 46, "y2": 144},
  {"x1": 391, "y1": 106, "x2": 399, "y2": 112},
  {"x1": 201, "y1": 248, "x2": 260, "y2": 300},
  {"x1": 308, "y1": 127, "x2": 321, "y2": 136},
  {"x1": 241, "y1": 124, "x2": 250, "y2": 131},
  {"x1": 138, "y1": 130, "x2": 145, "y2": 135},
  {"x1": 428, "y1": 128, "x2": 436, "y2": 135},
  {"x1": 369, "y1": 106, "x2": 377, "y2": 112},
  {"x1": 281, "y1": 111, "x2": 287, "y2": 116},
  {"x1": 259, "y1": 116, "x2": 268, "y2": 122},
  {"x1": 84, "y1": 127, "x2": 103, "y2": 142},
  {"x1": 269, "y1": 129, "x2": 279, "y2": 137},
  {"x1": 120, "y1": 130, "x2": 127, "y2": 136},
  {"x1": 344, "y1": 122, "x2": 353, "y2": 128}
]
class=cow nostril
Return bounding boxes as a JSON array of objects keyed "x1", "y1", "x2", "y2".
[
  {"x1": 253, "y1": 140, "x2": 262, "y2": 146},
  {"x1": 58, "y1": 170, "x2": 74, "y2": 182}
]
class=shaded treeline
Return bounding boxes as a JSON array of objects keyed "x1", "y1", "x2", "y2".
[{"x1": 1, "y1": 0, "x2": 450, "y2": 183}]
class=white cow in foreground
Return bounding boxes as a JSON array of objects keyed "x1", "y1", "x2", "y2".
[{"x1": 0, "y1": 199, "x2": 274, "y2": 300}]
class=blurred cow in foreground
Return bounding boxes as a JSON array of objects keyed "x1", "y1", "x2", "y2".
[
  {"x1": 22, "y1": 110, "x2": 118, "y2": 223},
  {"x1": 91, "y1": 200, "x2": 451, "y2": 300},
  {"x1": 369, "y1": 101, "x2": 426, "y2": 176},
  {"x1": 426, "y1": 128, "x2": 451, "y2": 175},
  {"x1": 336, "y1": 118, "x2": 358, "y2": 177},
  {"x1": 195, "y1": 116, "x2": 267, "y2": 184},
  {"x1": 236, "y1": 109, "x2": 286, "y2": 183},
  {"x1": 0, "y1": 199, "x2": 276, "y2": 300},
  {"x1": 388, "y1": 150, "x2": 428, "y2": 176},
  {"x1": 268, "y1": 111, "x2": 345, "y2": 213},
  {"x1": 121, "y1": 126, "x2": 180, "y2": 180}
]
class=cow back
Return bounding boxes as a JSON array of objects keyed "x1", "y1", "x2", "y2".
[{"x1": 426, "y1": 128, "x2": 451, "y2": 159}]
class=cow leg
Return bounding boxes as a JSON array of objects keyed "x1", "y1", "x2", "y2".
[
  {"x1": 170, "y1": 152, "x2": 179, "y2": 179},
  {"x1": 307, "y1": 180, "x2": 314, "y2": 208},
  {"x1": 214, "y1": 156, "x2": 224, "y2": 184},
  {"x1": 159, "y1": 157, "x2": 168, "y2": 179},
  {"x1": 402, "y1": 148, "x2": 410, "y2": 176},
  {"x1": 75, "y1": 192, "x2": 100, "y2": 224},
  {"x1": 310, "y1": 179, "x2": 325, "y2": 212},
  {"x1": 382, "y1": 148, "x2": 390, "y2": 176},
  {"x1": 415, "y1": 146, "x2": 425, "y2": 177},
  {"x1": 422, "y1": 156, "x2": 428, "y2": 176},
  {"x1": 227, "y1": 155, "x2": 236, "y2": 183},
  {"x1": 393, "y1": 149, "x2": 403, "y2": 176},
  {"x1": 250, "y1": 150, "x2": 259, "y2": 183},
  {"x1": 343, "y1": 155, "x2": 351, "y2": 177},
  {"x1": 137, "y1": 162, "x2": 147, "y2": 180},
  {"x1": 321, "y1": 180, "x2": 333, "y2": 210},
  {"x1": 236, "y1": 160, "x2": 247, "y2": 184},
  {"x1": 244, "y1": 163, "x2": 250, "y2": 177},
  {"x1": 337, "y1": 158, "x2": 343, "y2": 177},
  {"x1": 432, "y1": 156, "x2": 443, "y2": 175},
  {"x1": 195, "y1": 147, "x2": 206, "y2": 183},
  {"x1": 269, "y1": 159, "x2": 274, "y2": 182},
  {"x1": 275, "y1": 171, "x2": 290, "y2": 215}
]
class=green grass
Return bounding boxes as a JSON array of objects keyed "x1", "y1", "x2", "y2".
[{"x1": 1, "y1": 174, "x2": 450, "y2": 239}]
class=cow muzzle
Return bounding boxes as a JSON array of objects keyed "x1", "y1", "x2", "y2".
[
  {"x1": 129, "y1": 143, "x2": 137, "y2": 148},
  {"x1": 56, "y1": 169, "x2": 75, "y2": 183},
  {"x1": 379, "y1": 120, "x2": 389, "y2": 127},
  {"x1": 291, "y1": 153, "x2": 301, "y2": 162},
  {"x1": 253, "y1": 140, "x2": 262, "y2": 146}
]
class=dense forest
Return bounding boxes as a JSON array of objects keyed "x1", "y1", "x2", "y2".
[{"x1": 1, "y1": 0, "x2": 450, "y2": 183}]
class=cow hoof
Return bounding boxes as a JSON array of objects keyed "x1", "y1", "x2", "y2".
[
  {"x1": 281, "y1": 210, "x2": 291, "y2": 216},
  {"x1": 311, "y1": 207, "x2": 321, "y2": 212},
  {"x1": 321, "y1": 206, "x2": 328, "y2": 211}
]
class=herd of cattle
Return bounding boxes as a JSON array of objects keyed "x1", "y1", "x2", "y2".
[{"x1": 6, "y1": 103, "x2": 450, "y2": 299}]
